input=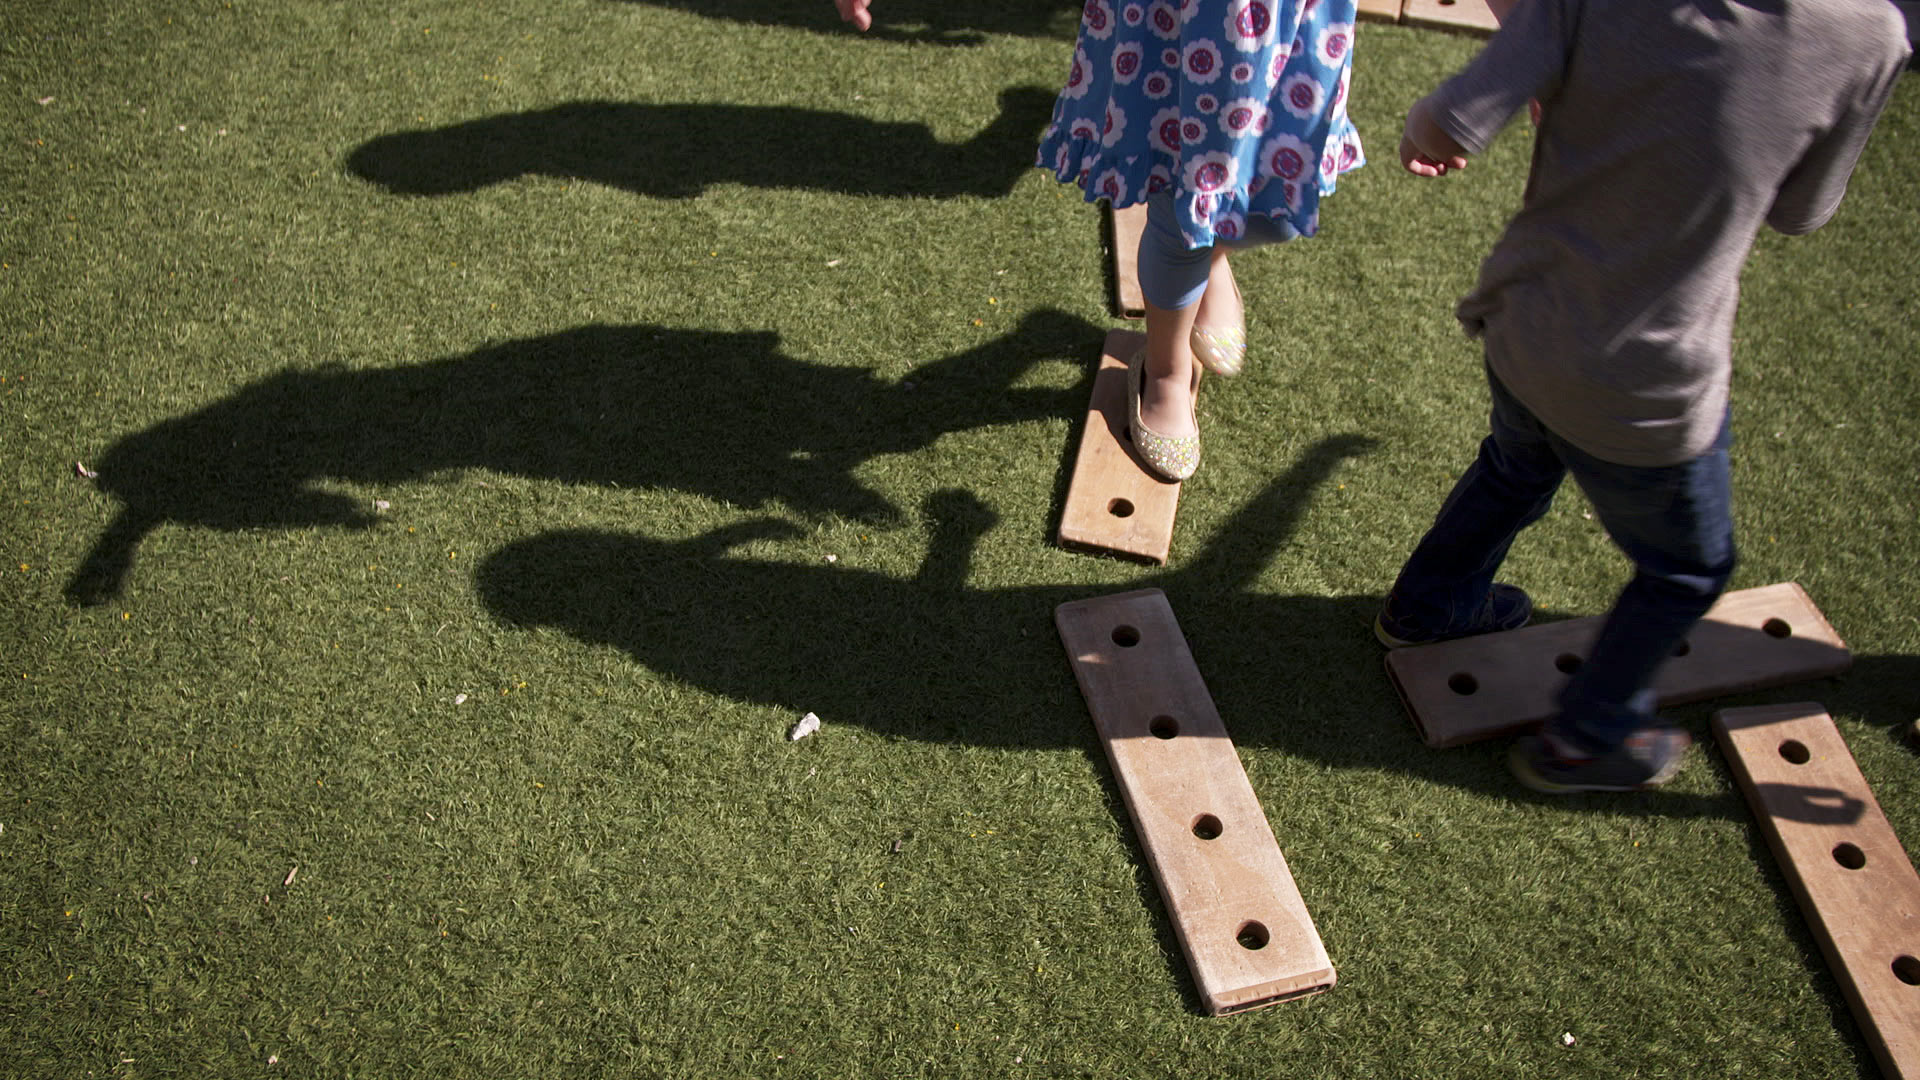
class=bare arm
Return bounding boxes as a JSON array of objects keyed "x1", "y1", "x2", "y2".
[{"x1": 834, "y1": 0, "x2": 874, "y2": 30}]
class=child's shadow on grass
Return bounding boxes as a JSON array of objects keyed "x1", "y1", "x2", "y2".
[
  {"x1": 455, "y1": 443, "x2": 1636, "y2": 809},
  {"x1": 66, "y1": 309, "x2": 1099, "y2": 606},
  {"x1": 476, "y1": 443, "x2": 1917, "y2": 810},
  {"x1": 603, "y1": 0, "x2": 1082, "y2": 45},
  {"x1": 346, "y1": 87, "x2": 1055, "y2": 200},
  {"x1": 473, "y1": 443, "x2": 1378, "y2": 753}
]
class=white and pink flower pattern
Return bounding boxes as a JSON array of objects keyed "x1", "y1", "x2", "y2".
[
  {"x1": 1063, "y1": 46, "x2": 1094, "y2": 100},
  {"x1": 1149, "y1": 106, "x2": 1185, "y2": 154},
  {"x1": 1257, "y1": 132, "x2": 1312, "y2": 181},
  {"x1": 1083, "y1": 0, "x2": 1117, "y2": 40},
  {"x1": 1147, "y1": 0, "x2": 1182, "y2": 39},
  {"x1": 1037, "y1": 0, "x2": 1364, "y2": 247},
  {"x1": 1225, "y1": 0, "x2": 1276, "y2": 50},
  {"x1": 1182, "y1": 39, "x2": 1224, "y2": 85},
  {"x1": 1316, "y1": 22, "x2": 1353, "y2": 68},
  {"x1": 1277, "y1": 72, "x2": 1322, "y2": 120},
  {"x1": 1220, "y1": 96, "x2": 1269, "y2": 139},
  {"x1": 1184, "y1": 151, "x2": 1237, "y2": 196}
]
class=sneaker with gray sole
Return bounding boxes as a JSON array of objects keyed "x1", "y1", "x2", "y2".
[{"x1": 1508, "y1": 727, "x2": 1691, "y2": 794}]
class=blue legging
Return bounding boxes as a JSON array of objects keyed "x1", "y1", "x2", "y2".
[{"x1": 1136, "y1": 193, "x2": 1298, "y2": 311}]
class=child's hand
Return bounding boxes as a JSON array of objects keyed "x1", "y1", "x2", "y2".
[
  {"x1": 1400, "y1": 134, "x2": 1467, "y2": 177},
  {"x1": 1400, "y1": 98, "x2": 1469, "y2": 177},
  {"x1": 835, "y1": 0, "x2": 874, "y2": 30}
]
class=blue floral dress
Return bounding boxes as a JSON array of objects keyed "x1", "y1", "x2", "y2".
[{"x1": 1036, "y1": 0, "x2": 1365, "y2": 249}]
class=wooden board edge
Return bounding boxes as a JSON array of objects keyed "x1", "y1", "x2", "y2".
[{"x1": 1208, "y1": 967, "x2": 1338, "y2": 1016}]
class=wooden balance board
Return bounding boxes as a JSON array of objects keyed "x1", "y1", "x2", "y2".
[
  {"x1": 1057, "y1": 330, "x2": 1182, "y2": 565},
  {"x1": 1714, "y1": 703, "x2": 1920, "y2": 1080},
  {"x1": 1057, "y1": 588, "x2": 1335, "y2": 1014},
  {"x1": 1385, "y1": 582, "x2": 1851, "y2": 748}
]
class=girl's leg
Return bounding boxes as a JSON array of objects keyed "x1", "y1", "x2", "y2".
[
  {"x1": 1136, "y1": 195, "x2": 1214, "y2": 438},
  {"x1": 1139, "y1": 296, "x2": 1202, "y2": 439},
  {"x1": 1135, "y1": 198, "x2": 1299, "y2": 436}
]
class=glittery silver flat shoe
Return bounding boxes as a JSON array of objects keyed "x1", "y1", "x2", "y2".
[
  {"x1": 1125, "y1": 347, "x2": 1200, "y2": 482},
  {"x1": 1190, "y1": 262, "x2": 1246, "y2": 377},
  {"x1": 1190, "y1": 323, "x2": 1246, "y2": 377}
]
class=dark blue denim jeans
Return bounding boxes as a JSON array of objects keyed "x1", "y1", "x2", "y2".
[{"x1": 1387, "y1": 367, "x2": 1737, "y2": 753}]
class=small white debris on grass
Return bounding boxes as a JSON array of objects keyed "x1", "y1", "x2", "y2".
[
  {"x1": 452, "y1": 693, "x2": 468, "y2": 705},
  {"x1": 283, "y1": 866, "x2": 298, "y2": 887},
  {"x1": 1562, "y1": 1032, "x2": 1576, "y2": 1047},
  {"x1": 373, "y1": 499, "x2": 391, "y2": 512},
  {"x1": 74, "y1": 461, "x2": 98, "y2": 479},
  {"x1": 825, "y1": 554, "x2": 838, "y2": 563},
  {"x1": 788, "y1": 711, "x2": 822, "y2": 741},
  {"x1": 37, "y1": 97, "x2": 54, "y2": 106}
]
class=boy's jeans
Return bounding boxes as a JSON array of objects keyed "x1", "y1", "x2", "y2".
[{"x1": 1386, "y1": 366, "x2": 1737, "y2": 753}]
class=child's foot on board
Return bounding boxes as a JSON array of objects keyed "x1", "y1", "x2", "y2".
[
  {"x1": 1373, "y1": 583, "x2": 1533, "y2": 648},
  {"x1": 1137, "y1": 359, "x2": 1199, "y2": 440},
  {"x1": 1126, "y1": 347, "x2": 1201, "y2": 481},
  {"x1": 1508, "y1": 727, "x2": 1691, "y2": 794}
]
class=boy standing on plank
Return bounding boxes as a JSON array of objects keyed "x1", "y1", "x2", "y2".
[{"x1": 1376, "y1": 0, "x2": 1908, "y2": 792}]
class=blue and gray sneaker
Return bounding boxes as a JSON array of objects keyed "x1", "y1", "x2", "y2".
[
  {"x1": 1508, "y1": 728, "x2": 1691, "y2": 794},
  {"x1": 1373, "y1": 583, "x2": 1534, "y2": 649}
]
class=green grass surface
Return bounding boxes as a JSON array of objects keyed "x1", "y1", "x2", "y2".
[{"x1": 4, "y1": 2, "x2": 1918, "y2": 1076}]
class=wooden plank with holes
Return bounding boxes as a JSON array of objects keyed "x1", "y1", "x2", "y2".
[
  {"x1": 1385, "y1": 582, "x2": 1852, "y2": 748},
  {"x1": 1103, "y1": 201, "x2": 1148, "y2": 319},
  {"x1": 1401, "y1": 0, "x2": 1501, "y2": 32},
  {"x1": 1712, "y1": 703, "x2": 1920, "y2": 1080},
  {"x1": 1056, "y1": 588, "x2": 1335, "y2": 1015},
  {"x1": 1058, "y1": 330, "x2": 1181, "y2": 564},
  {"x1": 1356, "y1": 0, "x2": 1405, "y2": 21}
]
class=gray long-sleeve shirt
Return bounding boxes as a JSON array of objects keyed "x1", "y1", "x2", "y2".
[{"x1": 1425, "y1": 0, "x2": 1908, "y2": 466}]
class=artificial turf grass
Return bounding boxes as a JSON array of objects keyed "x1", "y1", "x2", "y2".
[{"x1": 6, "y1": 1, "x2": 1920, "y2": 1075}]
